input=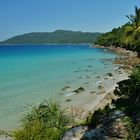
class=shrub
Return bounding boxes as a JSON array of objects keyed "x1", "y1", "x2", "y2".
[{"x1": 14, "y1": 100, "x2": 70, "y2": 140}]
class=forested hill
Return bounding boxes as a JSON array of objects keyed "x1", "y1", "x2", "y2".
[{"x1": 0, "y1": 30, "x2": 102, "y2": 45}]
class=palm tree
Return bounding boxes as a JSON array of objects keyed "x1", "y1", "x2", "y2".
[
  {"x1": 127, "y1": 6, "x2": 140, "y2": 30},
  {"x1": 124, "y1": 6, "x2": 140, "y2": 50}
]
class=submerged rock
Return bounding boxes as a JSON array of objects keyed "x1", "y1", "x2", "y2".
[
  {"x1": 88, "y1": 66, "x2": 92, "y2": 68},
  {"x1": 62, "y1": 86, "x2": 71, "y2": 91},
  {"x1": 106, "y1": 73, "x2": 113, "y2": 77},
  {"x1": 84, "y1": 82, "x2": 89, "y2": 85},
  {"x1": 65, "y1": 99, "x2": 72, "y2": 102},
  {"x1": 90, "y1": 91, "x2": 96, "y2": 94},
  {"x1": 74, "y1": 70, "x2": 80, "y2": 73},
  {"x1": 97, "y1": 85, "x2": 106, "y2": 94},
  {"x1": 96, "y1": 76, "x2": 100, "y2": 79},
  {"x1": 98, "y1": 85, "x2": 104, "y2": 90},
  {"x1": 78, "y1": 76, "x2": 82, "y2": 79},
  {"x1": 73, "y1": 87, "x2": 85, "y2": 94}
]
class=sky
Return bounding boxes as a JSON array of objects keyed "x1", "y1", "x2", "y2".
[{"x1": 0, "y1": 0, "x2": 140, "y2": 41}]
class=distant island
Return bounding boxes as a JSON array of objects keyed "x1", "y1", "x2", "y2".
[{"x1": 0, "y1": 30, "x2": 102, "y2": 45}]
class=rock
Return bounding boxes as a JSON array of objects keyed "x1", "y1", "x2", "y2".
[
  {"x1": 59, "y1": 93, "x2": 64, "y2": 95},
  {"x1": 90, "y1": 91, "x2": 96, "y2": 94},
  {"x1": 62, "y1": 126, "x2": 87, "y2": 140},
  {"x1": 106, "y1": 73, "x2": 113, "y2": 77},
  {"x1": 104, "y1": 77, "x2": 109, "y2": 80},
  {"x1": 88, "y1": 66, "x2": 92, "y2": 68},
  {"x1": 78, "y1": 76, "x2": 82, "y2": 79},
  {"x1": 65, "y1": 99, "x2": 72, "y2": 102},
  {"x1": 62, "y1": 86, "x2": 71, "y2": 91},
  {"x1": 96, "y1": 76, "x2": 100, "y2": 79},
  {"x1": 98, "y1": 85, "x2": 104, "y2": 90},
  {"x1": 84, "y1": 82, "x2": 89, "y2": 85},
  {"x1": 73, "y1": 87, "x2": 85, "y2": 94},
  {"x1": 74, "y1": 71, "x2": 80, "y2": 73},
  {"x1": 86, "y1": 76, "x2": 90, "y2": 79},
  {"x1": 62, "y1": 110, "x2": 128, "y2": 140}
]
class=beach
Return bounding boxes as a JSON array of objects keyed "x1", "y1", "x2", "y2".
[
  {"x1": 0, "y1": 45, "x2": 138, "y2": 131},
  {"x1": 61, "y1": 46, "x2": 139, "y2": 121}
]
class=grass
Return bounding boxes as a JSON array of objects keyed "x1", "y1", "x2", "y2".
[{"x1": 14, "y1": 100, "x2": 70, "y2": 140}]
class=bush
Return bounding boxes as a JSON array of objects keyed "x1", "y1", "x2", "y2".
[
  {"x1": 14, "y1": 100, "x2": 70, "y2": 140},
  {"x1": 88, "y1": 104, "x2": 111, "y2": 128}
]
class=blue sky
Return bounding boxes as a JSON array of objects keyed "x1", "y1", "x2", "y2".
[{"x1": 0, "y1": 0, "x2": 140, "y2": 41}]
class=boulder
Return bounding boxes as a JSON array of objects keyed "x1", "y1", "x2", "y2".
[
  {"x1": 90, "y1": 91, "x2": 96, "y2": 94},
  {"x1": 98, "y1": 85, "x2": 104, "y2": 90},
  {"x1": 65, "y1": 99, "x2": 72, "y2": 102},
  {"x1": 62, "y1": 86, "x2": 71, "y2": 91},
  {"x1": 73, "y1": 87, "x2": 85, "y2": 94},
  {"x1": 106, "y1": 73, "x2": 113, "y2": 77}
]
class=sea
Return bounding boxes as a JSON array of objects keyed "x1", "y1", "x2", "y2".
[{"x1": 0, "y1": 45, "x2": 118, "y2": 130}]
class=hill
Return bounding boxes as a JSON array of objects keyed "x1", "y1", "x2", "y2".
[{"x1": 0, "y1": 30, "x2": 102, "y2": 45}]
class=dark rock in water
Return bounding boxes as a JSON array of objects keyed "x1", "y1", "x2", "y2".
[
  {"x1": 61, "y1": 86, "x2": 71, "y2": 91},
  {"x1": 84, "y1": 82, "x2": 89, "y2": 85},
  {"x1": 104, "y1": 77, "x2": 109, "y2": 80},
  {"x1": 39, "y1": 104, "x2": 48, "y2": 110},
  {"x1": 88, "y1": 66, "x2": 92, "y2": 68},
  {"x1": 65, "y1": 99, "x2": 72, "y2": 102},
  {"x1": 96, "y1": 76, "x2": 100, "y2": 79},
  {"x1": 98, "y1": 85, "x2": 104, "y2": 90},
  {"x1": 118, "y1": 71, "x2": 123, "y2": 74},
  {"x1": 87, "y1": 76, "x2": 90, "y2": 79},
  {"x1": 73, "y1": 87, "x2": 85, "y2": 94},
  {"x1": 78, "y1": 76, "x2": 83, "y2": 79},
  {"x1": 74, "y1": 70, "x2": 80, "y2": 73},
  {"x1": 84, "y1": 70, "x2": 89, "y2": 72},
  {"x1": 90, "y1": 91, "x2": 96, "y2": 94},
  {"x1": 106, "y1": 72, "x2": 113, "y2": 77},
  {"x1": 59, "y1": 93, "x2": 64, "y2": 95}
]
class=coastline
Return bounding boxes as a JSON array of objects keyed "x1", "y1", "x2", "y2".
[
  {"x1": 0, "y1": 45, "x2": 139, "y2": 137},
  {"x1": 64, "y1": 45, "x2": 139, "y2": 121},
  {"x1": 83, "y1": 45, "x2": 139, "y2": 113}
]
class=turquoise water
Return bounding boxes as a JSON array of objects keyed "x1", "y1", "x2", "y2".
[{"x1": 0, "y1": 45, "x2": 117, "y2": 130}]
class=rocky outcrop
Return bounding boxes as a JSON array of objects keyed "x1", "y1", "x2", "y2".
[{"x1": 62, "y1": 111, "x2": 127, "y2": 140}]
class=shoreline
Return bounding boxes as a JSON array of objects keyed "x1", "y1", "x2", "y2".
[
  {"x1": 64, "y1": 45, "x2": 139, "y2": 121},
  {"x1": 83, "y1": 45, "x2": 139, "y2": 112},
  {"x1": 0, "y1": 45, "x2": 139, "y2": 135}
]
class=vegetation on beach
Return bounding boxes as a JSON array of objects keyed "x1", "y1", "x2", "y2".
[
  {"x1": 87, "y1": 66, "x2": 140, "y2": 139},
  {"x1": 14, "y1": 101, "x2": 71, "y2": 140},
  {"x1": 85, "y1": 7, "x2": 140, "y2": 139},
  {"x1": 95, "y1": 6, "x2": 140, "y2": 54}
]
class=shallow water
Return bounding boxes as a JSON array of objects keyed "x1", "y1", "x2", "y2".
[{"x1": 0, "y1": 45, "x2": 117, "y2": 130}]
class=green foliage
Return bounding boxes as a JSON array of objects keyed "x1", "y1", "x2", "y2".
[
  {"x1": 95, "y1": 7, "x2": 140, "y2": 53},
  {"x1": 114, "y1": 66, "x2": 140, "y2": 103},
  {"x1": 112, "y1": 66, "x2": 140, "y2": 138},
  {"x1": 123, "y1": 117, "x2": 140, "y2": 140},
  {"x1": 88, "y1": 104, "x2": 111, "y2": 128},
  {"x1": 0, "y1": 30, "x2": 102, "y2": 44},
  {"x1": 14, "y1": 100, "x2": 70, "y2": 140}
]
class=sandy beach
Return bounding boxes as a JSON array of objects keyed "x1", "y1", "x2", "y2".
[{"x1": 62, "y1": 47, "x2": 139, "y2": 120}]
